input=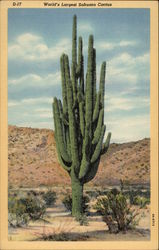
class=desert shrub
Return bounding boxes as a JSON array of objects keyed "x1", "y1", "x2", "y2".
[
  {"x1": 62, "y1": 194, "x2": 90, "y2": 214},
  {"x1": 133, "y1": 196, "x2": 150, "y2": 208},
  {"x1": 38, "y1": 232, "x2": 71, "y2": 241},
  {"x1": 62, "y1": 194, "x2": 72, "y2": 212},
  {"x1": 94, "y1": 189, "x2": 140, "y2": 233},
  {"x1": 20, "y1": 194, "x2": 46, "y2": 220},
  {"x1": 128, "y1": 189, "x2": 137, "y2": 205},
  {"x1": 42, "y1": 190, "x2": 57, "y2": 207},
  {"x1": 36, "y1": 231, "x2": 89, "y2": 241},
  {"x1": 85, "y1": 190, "x2": 97, "y2": 199},
  {"x1": 128, "y1": 189, "x2": 150, "y2": 207},
  {"x1": 27, "y1": 190, "x2": 38, "y2": 196},
  {"x1": 75, "y1": 214, "x2": 89, "y2": 226},
  {"x1": 8, "y1": 196, "x2": 29, "y2": 227}
]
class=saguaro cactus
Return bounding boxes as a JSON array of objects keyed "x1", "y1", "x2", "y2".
[{"x1": 53, "y1": 15, "x2": 111, "y2": 217}]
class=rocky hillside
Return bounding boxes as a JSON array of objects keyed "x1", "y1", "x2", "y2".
[{"x1": 8, "y1": 125, "x2": 150, "y2": 188}]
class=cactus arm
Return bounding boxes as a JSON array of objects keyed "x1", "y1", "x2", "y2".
[
  {"x1": 83, "y1": 157, "x2": 100, "y2": 184},
  {"x1": 72, "y1": 15, "x2": 77, "y2": 67},
  {"x1": 65, "y1": 126, "x2": 71, "y2": 157},
  {"x1": 92, "y1": 108, "x2": 104, "y2": 144},
  {"x1": 81, "y1": 55, "x2": 84, "y2": 95},
  {"x1": 72, "y1": 15, "x2": 77, "y2": 103},
  {"x1": 54, "y1": 134, "x2": 71, "y2": 172},
  {"x1": 58, "y1": 99, "x2": 71, "y2": 158},
  {"x1": 85, "y1": 35, "x2": 94, "y2": 138},
  {"x1": 79, "y1": 101, "x2": 85, "y2": 137},
  {"x1": 64, "y1": 55, "x2": 80, "y2": 172},
  {"x1": 101, "y1": 132, "x2": 111, "y2": 155},
  {"x1": 91, "y1": 125, "x2": 106, "y2": 164},
  {"x1": 78, "y1": 153, "x2": 90, "y2": 180},
  {"x1": 99, "y1": 62, "x2": 106, "y2": 108},
  {"x1": 93, "y1": 91, "x2": 100, "y2": 122},
  {"x1": 93, "y1": 48, "x2": 96, "y2": 110},
  {"x1": 78, "y1": 126, "x2": 90, "y2": 179},
  {"x1": 76, "y1": 36, "x2": 82, "y2": 76},
  {"x1": 77, "y1": 37, "x2": 84, "y2": 95},
  {"x1": 52, "y1": 103, "x2": 71, "y2": 172},
  {"x1": 53, "y1": 98, "x2": 71, "y2": 163},
  {"x1": 60, "y1": 54, "x2": 67, "y2": 115}
]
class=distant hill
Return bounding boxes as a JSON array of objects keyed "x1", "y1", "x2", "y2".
[{"x1": 8, "y1": 125, "x2": 150, "y2": 188}]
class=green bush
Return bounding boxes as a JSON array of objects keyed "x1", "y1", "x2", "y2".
[
  {"x1": 42, "y1": 190, "x2": 57, "y2": 207},
  {"x1": 75, "y1": 214, "x2": 89, "y2": 226},
  {"x1": 133, "y1": 196, "x2": 150, "y2": 208},
  {"x1": 8, "y1": 190, "x2": 46, "y2": 227},
  {"x1": 20, "y1": 194, "x2": 46, "y2": 221},
  {"x1": 38, "y1": 232, "x2": 71, "y2": 241},
  {"x1": 8, "y1": 196, "x2": 29, "y2": 227},
  {"x1": 94, "y1": 189, "x2": 140, "y2": 232},
  {"x1": 62, "y1": 194, "x2": 90, "y2": 214},
  {"x1": 62, "y1": 194, "x2": 72, "y2": 212}
]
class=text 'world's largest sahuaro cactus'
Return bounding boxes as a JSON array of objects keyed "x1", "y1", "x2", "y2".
[{"x1": 53, "y1": 15, "x2": 111, "y2": 216}]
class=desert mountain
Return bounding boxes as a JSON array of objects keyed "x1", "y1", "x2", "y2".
[{"x1": 8, "y1": 125, "x2": 150, "y2": 188}]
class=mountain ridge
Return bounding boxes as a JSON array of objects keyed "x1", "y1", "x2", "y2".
[{"x1": 8, "y1": 125, "x2": 150, "y2": 188}]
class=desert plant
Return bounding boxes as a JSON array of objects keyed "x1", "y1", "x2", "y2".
[
  {"x1": 62, "y1": 194, "x2": 72, "y2": 212},
  {"x1": 133, "y1": 196, "x2": 150, "y2": 208},
  {"x1": 20, "y1": 194, "x2": 46, "y2": 221},
  {"x1": 34, "y1": 220, "x2": 89, "y2": 241},
  {"x1": 62, "y1": 194, "x2": 90, "y2": 214},
  {"x1": 8, "y1": 196, "x2": 29, "y2": 227},
  {"x1": 94, "y1": 189, "x2": 140, "y2": 233},
  {"x1": 52, "y1": 15, "x2": 111, "y2": 217},
  {"x1": 75, "y1": 214, "x2": 89, "y2": 226},
  {"x1": 42, "y1": 190, "x2": 57, "y2": 207}
]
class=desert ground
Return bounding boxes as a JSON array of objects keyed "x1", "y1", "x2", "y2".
[{"x1": 8, "y1": 187, "x2": 150, "y2": 241}]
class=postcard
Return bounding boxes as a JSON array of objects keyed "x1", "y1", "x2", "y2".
[{"x1": 0, "y1": 0, "x2": 158, "y2": 249}]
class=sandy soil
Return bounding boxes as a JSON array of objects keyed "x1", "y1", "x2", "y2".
[{"x1": 8, "y1": 200, "x2": 150, "y2": 241}]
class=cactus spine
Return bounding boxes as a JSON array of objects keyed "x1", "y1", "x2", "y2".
[{"x1": 53, "y1": 15, "x2": 111, "y2": 217}]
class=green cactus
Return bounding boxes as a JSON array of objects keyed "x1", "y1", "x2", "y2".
[{"x1": 53, "y1": 15, "x2": 111, "y2": 217}]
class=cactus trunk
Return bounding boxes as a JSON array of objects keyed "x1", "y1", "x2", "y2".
[
  {"x1": 71, "y1": 169, "x2": 83, "y2": 216},
  {"x1": 52, "y1": 15, "x2": 111, "y2": 217}
]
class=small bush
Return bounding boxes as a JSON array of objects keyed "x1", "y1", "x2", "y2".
[
  {"x1": 8, "y1": 189, "x2": 47, "y2": 226},
  {"x1": 39, "y1": 232, "x2": 70, "y2": 241},
  {"x1": 133, "y1": 196, "x2": 150, "y2": 208},
  {"x1": 94, "y1": 189, "x2": 140, "y2": 233},
  {"x1": 62, "y1": 194, "x2": 90, "y2": 214},
  {"x1": 42, "y1": 190, "x2": 57, "y2": 207},
  {"x1": 62, "y1": 194, "x2": 72, "y2": 212},
  {"x1": 75, "y1": 214, "x2": 89, "y2": 226},
  {"x1": 20, "y1": 194, "x2": 46, "y2": 221},
  {"x1": 8, "y1": 196, "x2": 29, "y2": 227}
]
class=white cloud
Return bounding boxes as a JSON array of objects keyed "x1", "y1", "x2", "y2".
[
  {"x1": 119, "y1": 40, "x2": 136, "y2": 47},
  {"x1": 8, "y1": 97, "x2": 52, "y2": 107},
  {"x1": 109, "y1": 52, "x2": 149, "y2": 68},
  {"x1": 105, "y1": 52, "x2": 150, "y2": 85},
  {"x1": 17, "y1": 33, "x2": 42, "y2": 46},
  {"x1": 105, "y1": 95, "x2": 149, "y2": 112},
  {"x1": 8, "y1": 72, "x2": 61, "y2": 87},
  {"x1": 97, "y1": 40, "x2": 137, "y2": 51},
  {"x1": 78, "y1": 22, "x2": 94, "y2": 33},
  {"x1": 105, "y1": 114, "x2": 150, "y2": 143},
  {"x1": 8, "y1": 97, "x2": 54, "y2": 129},
  {"x1": 8, "y1": 33, "x2": 71, "y2": 62},
  {"x1": 8, "y1": 101, "x2": 19, "y2": 107}
]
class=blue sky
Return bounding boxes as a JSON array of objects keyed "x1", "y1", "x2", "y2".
[{"x1": 8, "y1": 8, "x2": 150, "y2": 143}]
